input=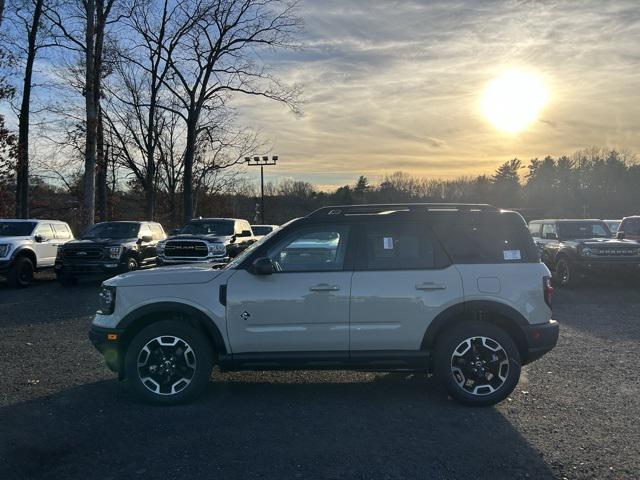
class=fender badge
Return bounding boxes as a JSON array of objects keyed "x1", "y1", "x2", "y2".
[{"x1": 240, "y1": 311, "x2": 251, "y2": 320}]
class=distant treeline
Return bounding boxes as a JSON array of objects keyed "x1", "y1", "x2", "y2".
[{"x1": 0, "y1": 147, "x2": 638, "y2": 233}]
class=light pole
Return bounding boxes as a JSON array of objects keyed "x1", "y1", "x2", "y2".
[{"x1": 245, "y1": 155, "x2": 278, "y2": 224}]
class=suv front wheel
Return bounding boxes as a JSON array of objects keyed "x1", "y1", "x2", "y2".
[
  {"x1": 124, "y1": 320, "x2": 213, "y2": 405},
  {"x1": 435, "y1": 321, "x2": 521, "y2": 406}
]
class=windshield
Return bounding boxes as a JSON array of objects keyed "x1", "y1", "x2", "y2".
[
  {"x1": 180, "y1": 221, "x2": 234, "y2": 236},
  {"x1": 558, "y1": 222, "x2": 611, "y2": 239},
  {"x1": 0, "y1": 221, "x2": 37, "y2": 237},
  {"x1": 83, "y1": 222, "x2": 140, "y2": 239},
  {"x1": 252, "y1": 226, "x2": 274, "y2": 236}
]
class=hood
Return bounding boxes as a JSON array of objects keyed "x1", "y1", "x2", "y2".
[
  {"x1": 574, "y1": 238, "x2": 637, "y2": 247},
  {"x1": 166, "y1": 234, "x2": 231, "y2": 243},
  {"x1": 104, "y1": 264, "x2": 226, "y2": 287},
  {"x1": 65, "y1": 237, "x2": 138, "y2": 247},
  {"x1": 0, "y1": 236, "x2": 31, "y2": 243}
]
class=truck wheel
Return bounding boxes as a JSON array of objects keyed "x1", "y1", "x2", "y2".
[
  {"x1": 434, "y1": 321, "x2": 521, "y2": 407},
  {"x1": 554, "y1": 258, "x2": 574, "y2": 287},
  {"x1": 8, "y1": 256, "x2": 34, "y2": 288},
  {"x1": 124, "y1": 320, "x2": 213, "y2": 405},
  {"x1": 125, "y1": 256, "x2": 139, "y2": 271}
]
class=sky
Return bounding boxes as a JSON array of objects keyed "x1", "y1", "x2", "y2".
[{"x1": 234, "y1": 0, "x2": 640, "y2": 190}]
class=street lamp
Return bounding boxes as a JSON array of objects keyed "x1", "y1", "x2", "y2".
[{"x1": 245, "y1": 155, "x2": 278, "y2": 223}]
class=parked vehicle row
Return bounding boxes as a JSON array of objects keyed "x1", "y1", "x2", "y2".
[
  {"x1": 0, "y1": 217, "x2": 278, "y2": 288},
  {"x1": 529, "y1": 218, "x2": 640, "y2": 287}
]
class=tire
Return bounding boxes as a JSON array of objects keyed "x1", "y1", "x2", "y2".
[
  {"x1": 8, "y1": 256, "x2": 34, "y2": 288},
  {"x1": 124, "y1": 256, "x2": 139, "y2": 272},
  {"x1": 434, "y1": 321, "x2": 521, "y2": 407},
  {"x1": 553, "y1": 257, "x2": 575, "y2": 287},
  {"x1": 124, "y1": 320, "x2": 213, "y2": 405}
]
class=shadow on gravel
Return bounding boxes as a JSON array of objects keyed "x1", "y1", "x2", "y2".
[{"x1": 0, "y1": 374, "x2": 553, "y2": 480}]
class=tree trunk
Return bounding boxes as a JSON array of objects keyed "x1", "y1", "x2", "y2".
[
  {"x1": 82, "y1": 0, "x2": 97, "y2": 229},
  {"x1": 182, "y1": 119, "x2": 197, "y2": 222},
  {"x1": 15, "y1": 0, "x2": 44, "y2": 219},
  {"x1": 96, "y1": 106, "x2": 107, "y2": 221},
  {"x1": 0, "y1": 0, "x2": 5, "y2": 28}
]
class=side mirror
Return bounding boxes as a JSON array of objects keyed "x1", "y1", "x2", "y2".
[
  {"x1": 617, "y1": 231, "x2": 625, "y2": 240},
  {"x1": 34, "y1": 234, "x2": 45, "y2": 243},
  {"x1": 250, "y1": 257, "x2": 274, "y2": 275},
  {"x1": 139, "y1": 235, "x2": 153, "y2": 243}
]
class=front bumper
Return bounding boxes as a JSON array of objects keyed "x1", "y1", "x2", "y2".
[
  {"x1": 572, "y1": 258, "x2": 640, "y2": 275},
  {"x1": 55, "y1": 259, "x2": 130, "y2": 277},
  {"x1": 522, "y1": 320, "x2": 559, "y2": 364},
  {"x1": 89, "y1": 325, "x2": 125, "y2": 374}
]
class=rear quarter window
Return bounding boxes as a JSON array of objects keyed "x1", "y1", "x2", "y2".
[{"x1": 433, "y1": 223, "x2": 537, "y2": 264}]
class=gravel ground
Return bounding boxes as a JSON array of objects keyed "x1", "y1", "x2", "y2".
[{"x1": 0, "y1": 272, "x2": 639, "y2": 479}]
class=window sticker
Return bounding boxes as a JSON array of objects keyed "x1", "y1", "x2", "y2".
[
  {"x1": 503, "y1": 249, "x2": 521, "y2": 261},
  {"x1": 383, "y1": 237, "x2": 394, "y2": 250}
]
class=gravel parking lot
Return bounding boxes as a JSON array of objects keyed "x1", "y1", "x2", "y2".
[{"x1": 0, "y1": 273, "x2": 639, "y2": 479}]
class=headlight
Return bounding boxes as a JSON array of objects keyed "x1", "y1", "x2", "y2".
[
  {"x1": 209, "y1": 242, "x2": 226, "y2": 254},
  {"x1": 580, "y1": 247, "x2": 595, "y2": 257},
  {"x1": 0, "y1": 244, "x2": 11, "y2": 257},
  {"x1": 156, "y1": 242, "x2": 165, "y2": 253},
  {"x1": 106, "y1": 246, "x2": 123, "y2": 259},
  {"x1": 98, "y1": 285, "x2": 117, "y2": 315}
]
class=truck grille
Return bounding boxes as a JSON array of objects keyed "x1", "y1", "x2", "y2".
[
  {"x1": 164, "y1": 240, "x2": 209, "y2": 258},
  {"x1": 592, "y1": 247, "x2": 639, "y2": 256},
  {"x1": 64, "y1": 246, "x2": 104, "y2": 260}
]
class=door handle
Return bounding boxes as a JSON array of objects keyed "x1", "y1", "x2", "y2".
[
  {"x1": 309, "y1": 284, "x2": 340, "y2": 292},
  {"x1": 415, "y1": 282, "x2": 446, "y2": 291}
]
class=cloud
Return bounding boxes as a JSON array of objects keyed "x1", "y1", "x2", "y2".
[{"x1": 236, "y1": 0, "x2": 640, "y2": 188}]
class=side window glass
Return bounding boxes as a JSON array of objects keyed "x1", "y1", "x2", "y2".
[
  {"x1": 267, "y1": 226, "x2": 350, "y2": 272},
  {"x1": 150, "y1": 224, "x2": 164, "y2": 241},
  {"x1": 542, "y1": 223, "x2": 557, "y2": 239},
  {"x1": 140, "y1": 224, "x2": 152, "y2": 238},
  {"x1": 592, "y1": 224, "x2": 608, "y2": 237},
  {"x1": 35, "y1": 224, "x2": 54, "y2": 240},
  {"x1": 528, "y1": 223, "x2": 540, "y2": 238},
  {"x1": 362, "y1": 223, "x2": 437, "y2": 270},
  {"x1": 53, "y1": 224, "x2": 71, "y2": 239},
  {"x1": 626, "y1": 218, "x2": 640, "y2": 235}
]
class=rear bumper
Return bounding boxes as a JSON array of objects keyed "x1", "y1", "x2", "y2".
[
  {"x1": 522, "y1": 320, "x2": 559, "y2": 364},
  {"x1": 89, "y1": 325, "x2": 124, "y2": 374}
]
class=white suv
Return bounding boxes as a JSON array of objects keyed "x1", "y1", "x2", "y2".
[
  {"x1": 0, "y1": 219, "x2": 74, "y2": 287},
  {"x1": 90, "y1": 204, "x2": 558, "y2": 406}
]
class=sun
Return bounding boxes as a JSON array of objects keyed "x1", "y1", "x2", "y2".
[{"x1": 481, "y1": 69, "x2": 549, "y2": 133}]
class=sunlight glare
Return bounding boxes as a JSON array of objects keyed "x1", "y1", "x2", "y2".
[{"x1": 481, "y1": 70, "x2": 549, "y2": 133}]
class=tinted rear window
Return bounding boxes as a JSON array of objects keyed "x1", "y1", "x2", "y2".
[{"x1": 433, "y1": 222, "x2": 536, "y2": 264}]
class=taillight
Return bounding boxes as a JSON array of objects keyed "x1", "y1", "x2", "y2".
[{"x1": 543, "y1": 276, "x2": 553, "y2": 308}]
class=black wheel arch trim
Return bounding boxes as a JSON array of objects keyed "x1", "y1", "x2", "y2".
[
  {"x1": 10, "y1": 245, "x2": 37, "y2": 263},
  {"x1": 118, "y1": 301, "x2": 228, "y2": 356},
  {"x1": 421, "y1": 300, "x2": 528, "y2": 350}
]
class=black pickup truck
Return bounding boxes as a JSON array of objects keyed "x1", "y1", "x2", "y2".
[
  {"x1": 55, "y1": 221, "x2": 166, "y2": 284},
  {"x1": 529, "y1": 219, "x2": 640, "y2": 287}
]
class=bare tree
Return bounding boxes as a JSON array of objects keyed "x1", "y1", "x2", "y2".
[
  {"x1": 45, "y1": 0, "x2": 125, "y2": 228},
  {"x1": 9, "y1": 0, "x2": 51, "y2": 218},
  {"x1": 161, "y1": 0, "x2": 302, "y2": 221}
]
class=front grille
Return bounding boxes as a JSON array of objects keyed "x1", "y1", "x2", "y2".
[
  {"x1": 64, "y1": 246, "x2": 104, "y2": 260},
  {"x1": 592, "y1": 248, "x2": 639, "y2": 257},
  {"x1": 164, "y1": 240, "x2": 209, "y2": 258}
]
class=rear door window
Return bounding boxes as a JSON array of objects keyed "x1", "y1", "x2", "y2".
[
  {"x1": 357, "y1": 223, "x2": 448, "y2": 270},
  {"x1": 53, "y1": 224, "x2": 72, "y2": 240},
  {"x1": 150, "y1": 224, "x2": 165, "y2": 241},
  {"x1": 528, "y1": 223, "x2": 541, "y2": 238}
]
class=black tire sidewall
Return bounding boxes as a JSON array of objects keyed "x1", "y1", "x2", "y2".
[
  {"x1": 9, "y1": 257, "x2": 34, "y2": 288},
  {"x1": 435, "y1": 320, "x2": 521, "y2": 407},
  {"x1": 124, "y1": 320, "x2": 213, "y2": 405},
  {"x1": 555, "y1": 258, "x2": 572, "y2": 287},
  {"x1": 125, "y1": 256, "x2": 139, "y2": 272}
]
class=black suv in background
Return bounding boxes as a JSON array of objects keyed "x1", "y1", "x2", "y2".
[
  {"x1": 157, "y1": 218, "x2": 257, "y2": 265},
  {"x1": 529, "y1": 219, "x2": 640, "y2": 286},
  {"x1": 55, "y1": 221, "x2": 166, "y2": 284}
]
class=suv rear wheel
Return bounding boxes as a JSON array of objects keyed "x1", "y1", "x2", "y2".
[
  {"x1": 124, "y1": 320, "x2": 213, "y2": 405},
  {"x1": 554, "y1": 257, "x2": 574, "y2": 287},
  {"x1": 434, "y1": 321, "x2": 521, "y2": 406},
  {"x1": 9, "y1": 256, "x2": 34, "y2": 288}
]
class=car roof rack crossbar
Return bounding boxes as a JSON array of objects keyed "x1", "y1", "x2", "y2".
[{"x1": 309, "y1": 203, "x2": 499, "y2": 217}]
